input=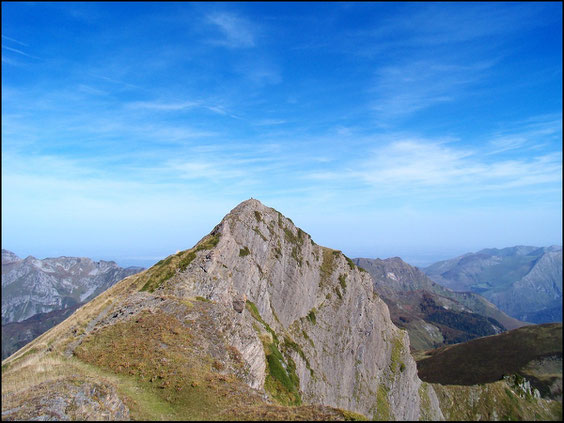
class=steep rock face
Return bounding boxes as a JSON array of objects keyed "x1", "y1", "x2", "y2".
[
  {"x1": 423, "y1": 246, "x2": 563, "y2": 324},
  {"x1": 154, "y1": 199, "x2": 442, "y2": 419},
  {"x1": 1, "y1": 250, "x2": 143, "y2": 324}
]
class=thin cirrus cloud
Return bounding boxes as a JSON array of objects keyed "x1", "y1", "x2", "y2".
[
  {"x1": 127, "y1": 100, "x2": 199, "y2": 111},
  {"x1": 360, "y1": 2, "x2": 552, "y2": 54},
  {"x1": 306, "y1": 136, "x2": 561, "y2": 200},
  {"x1": 486, "y1": 114, "x2": 562, "y2": 155},
  {"x1": 2, "y1": 44, "x2": 40, "y2": 60},
  {"x1": 2, "y1": 34, "x2": 28, "y2": 46},
  {"x1": 126, "y1": 100, "x2": 241, "y2": 119},
  {"x1": 206, "y1": 12, "x2": 256, "y2": 48},
  {"x1": 371, "y1": 60, "x2": 494, "y2": 119}
]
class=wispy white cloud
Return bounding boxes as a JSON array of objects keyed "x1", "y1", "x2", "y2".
[
  {"x1": 349, "y1": 3, "x2": 556, "y2": 58},
  {"x1": 371, "y1": 60, "x2": 494, "y2": 119},
  {"x1": 87, "y1": 72, "x2": 140, "y2": 90},
  {"x1": 1, "y1": 56, "x2": 22, "y2": 66},
  {"x1": 2, "y1": 44, "x2": 39, "y2": 59},
  {"x1": 125, "y1": 99, "x2": 243, "y2": 119},
  {"x1": 2, "y1": 34, "x2": 28, "y2": 46},
  {"x1": 487, "y1": 114, "x2": 562, "y2": 155},
  {"x1": 254, "y1": 119, "x2": 287, "y2": 126},
  {"x1": 305, "y1": 135, "x2": 561, "y2": 199},
  {"x1": 127, "y1": 100, "x2": 199, "y2": 111},
  {"x1": 77, "y1": 84, "x2": 109, "y2": 96},
  {"x1": 207, "y1": 12, "x2": 256, "y2": 48}
]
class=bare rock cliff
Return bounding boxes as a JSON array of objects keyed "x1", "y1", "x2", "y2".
[{"x1": 154, "y1": 199, "x2": 443, "y2": 419}]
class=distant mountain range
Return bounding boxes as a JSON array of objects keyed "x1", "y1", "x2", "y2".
[
  {"x1": 423, "y1": 246, "x2": 562, "y2": 324},
  {"x1": 353, "y1": 257, "x2": 526, "y2": 350},
  {"x1": 2, "y1": 249, "x2": 143, "y2": 324},
  {"x1": 1, "y1": 249, "x2": 144, "y2": 358}
]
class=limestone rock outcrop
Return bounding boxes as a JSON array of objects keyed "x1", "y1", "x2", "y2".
[{"x1": 153, "y1": 199, "x2": 444, "y2": 419}]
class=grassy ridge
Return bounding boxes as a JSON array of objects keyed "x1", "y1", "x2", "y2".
[
  {"x1": 416, "y1": 323, "x2": 562, "y2": 394},
  {"x1": 140, "y1": 234, "x2": 220, "y2": 292}
]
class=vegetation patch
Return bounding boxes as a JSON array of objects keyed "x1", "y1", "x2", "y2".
[
  {"x1": 302, "y1": 330, "x2": 315, "y2": 348},
  {"x1": 253, "y1": 227, "x2": 268, "y2": 242},
  {"x1": 178, "y1": 251, "x2": 197, "y2": 272},
  {"x1": 254, "y1": 210, "x2": 262, "y2": 222},
  {"x1": 140, "y1": 234, "x2": 220, "y2": 292},
  {"x1": 195, "y1": 296, "x2": 211, "y2": 303},
  {"x1": 340, "y1": 409, "x2": 369, "y2": 421},
  {"x1": 334, "y1": 286, "x2": 343, "y2": 300},
  {"x1": 283, "y1": 227, "x2": 299, "y2": 245},
  {"x1": 264, "y1": 342, "x2": 301, "y2": 406},
  {"x1": 246, "y1": 301, "x2": 301, "y2": 406},
  {"x1": 374, "y1": 384, "x2": 391, "y2": 421},
  {"x1": 284, "y1": 336, "x2": 314, "y2": 377},
  {"x1": 291, "y1": 246, "x2": 303, "y2": 267},
  {"x1": 140, "y1": 264, "x2": 176, "y2": 293},
  {"x1": 344, "y1": 255, "x2": 357, "y2": 271},
  {"x1": 339, "y1": 274, "x2": 347, "y2": 291},
  {"x1": 390, "y1": 334, "x2": 405, "y2": 374},
  {"x1": 239, "y1": 246, "x2": 251, "y2": 257},
  {"x1": 418, "y1": 382, "x2": 432, "y2": 419},
  {"x1": 416, "y1": 323, "x2": 562, "y2": 390},
  {"x1": 306, "y1": 308, "x2": 317, "y2": 325},
  {"x1": 432, "y1": 380, "x2": 562, "y2": 421},
  {"x1": 246, "y1": 301, "x2": 278, "y2": 344},
  {"x1": 320, "y1": 247, "x2": 336, "y2": 287}
]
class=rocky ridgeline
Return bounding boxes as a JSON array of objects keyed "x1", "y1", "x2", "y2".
[
  {"x1": 1, "y1": 250, "x2": 143, "y2": 324},
  {"x1": 1, "y1": 199, "x2": 444, "y2": 420},
  {"x1": 148, "y1": 199, "x2": 443, "y2": 419}
]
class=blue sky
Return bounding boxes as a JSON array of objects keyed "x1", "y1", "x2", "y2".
[{"x1": 2, "y1": 2, "x2": 562, "y2": 267}]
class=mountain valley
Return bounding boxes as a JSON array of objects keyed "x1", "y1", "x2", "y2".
[
  {"x1": 423, "y1": 246, "x2": 562, "y2": 324},
  {"x1": 353, "y1": 257, "x2": 527, "y2": 350}
]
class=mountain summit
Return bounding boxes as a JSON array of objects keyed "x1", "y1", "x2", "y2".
[{"x1": 2, "y1": 198, "x2": 443, "y2": 420}]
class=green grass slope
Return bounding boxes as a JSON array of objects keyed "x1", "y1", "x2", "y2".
[{"x1": 416, "y1": 323, "x2": 562, "y2": 399}]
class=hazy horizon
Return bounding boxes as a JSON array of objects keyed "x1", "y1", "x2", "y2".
[{"x1": 2, "y1": 3, "x2": 562, "y2": 268}]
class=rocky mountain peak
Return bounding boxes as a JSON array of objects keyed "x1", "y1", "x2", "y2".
[
  {"x1": 127, "y1": 199, "x2": 444, "y2": 419},
  {"x1": 2, "y1": 199, "x2": 444, "y2": 420},
  {"x1": 1, "y1": 249, "x2": 21, "y2": 265}
]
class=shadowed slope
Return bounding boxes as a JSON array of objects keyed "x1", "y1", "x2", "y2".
[{"x1": 416, "y1": 323, "x2": 562, "y2": 400}]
